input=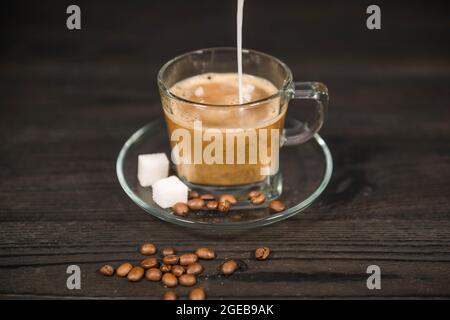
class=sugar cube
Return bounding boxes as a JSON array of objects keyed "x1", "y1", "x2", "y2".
[
  {"x1": 152, "y1": 175, "x2": 188, "y2": 208},
  {"x1": 137, "y1": 153, "x2": 169, "y2": 187}
]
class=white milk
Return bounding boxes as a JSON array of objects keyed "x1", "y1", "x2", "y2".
[{"x1": 237, "y1": 0, "x2": 245, "y2": 104}]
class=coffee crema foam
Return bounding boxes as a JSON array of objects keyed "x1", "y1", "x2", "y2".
[
  {"x1": 166, "y1": 73, "x2": 282, "y2": 130},
  {"x1": 170, "y1": 73, "x2": 277, "y2": 105}
]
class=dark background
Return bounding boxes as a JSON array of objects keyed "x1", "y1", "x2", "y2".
[{"x1": 0, "y1": 0, "x2": 449, "y2": 299}]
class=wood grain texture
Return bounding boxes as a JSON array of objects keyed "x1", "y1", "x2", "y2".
[{"x1": 0, "y1": 0, "x2": 449, "y2": 299}]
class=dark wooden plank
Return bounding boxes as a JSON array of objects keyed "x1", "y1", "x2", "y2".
[{"x1": 0, "y1": 0, "x2": 449, "y2": 299}]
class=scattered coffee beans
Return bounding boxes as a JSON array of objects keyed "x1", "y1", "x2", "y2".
[
  {"x1": 172, "y1": 202, "x2": 189, "y2": 216},
  {"x1": 219, "y1": 194, "x2": 237, "y2": 205},
  {"x1": 98, "y1": 242, "x2": 264, "y2": 300},
  {"x1": 140, "y1": 257, "x2": 158, "y2": 269},
  {"x1": 99, "y1": 264, "x2": 114, "y2": 276},
  {"x1": 188, "y1": 198, "x2": 205, "y2": 210},
  {"x1": 161, "y1": 247, "x2": 176, "y2": 256},
  {"x1": 171, "y1": 265, "x2": 185, "y2": 277},
  {"x1": 162, "y1": 254, "x2": 179, "y2": 265},
  {"x1": 179, "y1": 253, "x2": 198, "y2": 265},
  {"x1": 200, "y1": 194, "x2": 215, "y2": 201},
  {"x1": 127, "y1": 266, "x2": 145, "y2": 282},
  {"x1": 145, "y1": 268, "x2": 162, "y2": 281},
  {"x1": 250, "y1": 193, "x2": 265, "y2": 205},
  {"x1": 206, "y1": 200, "x2": 219, "y2": 210},
  {"x1": 189, "y1": 287, "x2": 206, "y2": 300},
  {"x1": 163, "y1": 291, "x2": 177, "y2": 300},
  {"x1": 116, "y1": 262, "x2": 133, "y2": 277},
  {"x1": 140, "y1": 243, "x2": 157, "y2": 255},
  {"x1": 269, "y1": 200, "x2": 287, "y2": 212},
  {"x1": 255, "y1": 247, "x2": 270, "y2": 260},
  {"x1": 179, "y1": 274, "x2": 197, "y2": 287},
  {"x1": 218, "y1": 200, "x2": 231, "y2": 213},
  {"x1": 160, "y1": 264, "x2": 172, "y2": 273},
  {"x1": 220, "y1": 259, "x2": 238, "y2": 276},
  {"x1": 195, "y1": 247, "x2": 216, "y2": 260},
  {"x1": 186, "y1": 262, "x2": 204, "y2": 275},
  {"x1": 162, "y1": 272, "x2": 178, "y2": 288},
  {"x1": 188, "y1": 190, "x2": 200, "y2": 199},
  {"x1": 248, "y1": 190, "x2": 262, "y2": 199}
]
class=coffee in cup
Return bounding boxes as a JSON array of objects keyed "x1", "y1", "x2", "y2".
[{"x1": 163, "y1": 72, "x2": 286, "y2": 186}]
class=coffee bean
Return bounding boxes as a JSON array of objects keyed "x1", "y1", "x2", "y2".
[
  {"x1": 189, "y1": 287, "x2": 206, "y2": 300},
  {"x1": 200, "y1": 194, "x2": 215, "y2": 201},
  {"x1": 172, "y1": 202, "x2": 189, "y2": 216},
  {"x1": 162, "y1": 272, "x2": 178, "y2": 288},
  {"x1": 179, "y1": 274, "x2": 197, "y2": 287},
  {"x1": 99, "y1": 264, "x2": 114, "y2": 276},
  {"x1": 219, "y1": 194, "x2": 237, "y2": 205},
  {"x1": 230, "y1": 214, "x2": 242, "y2": 221},
  {"x1": 163, "y1": 291, "x2": 177, "y2": 300},
  {"x1": 269, "y1": 200, "x2": 287, "y2": 212},
  {"x1": 248, "y1": 190, "x2": 262, "y2": 199},
  {"x1": 140, "y1": 243, "x2": 157, "y2": 255},
  {"x1": 127, "y1": 266, "x2": 145, "y2": 282},
  {"x1": 206, "y1": 200, "x2": 218, "y2": 210},
  {"x1": 160, "y1": 264, "x2": 172, "y2": 273},
  {"x1": 255, "y1": 247, "x2": 271, "y2": 260},
  {"x1": 220, "y1": 260, "x2": 238, "y2": 276},
  {"x1": 188, "y1": 198, "x2": 205, "y2": 210},
  {"x1": 188, "y1": 190, "x2": 200, "y2": 199},
  {"x1": 171, "y1": 265, "x2": 185, "y2": 277},
  {"x1": 179, "y1": 253, "x2": 198, "y2": 265},
  {"x1": 161, "y1": 247, "x2": 176, "y2": 256},
  {"x1": 186, "y1": 262, "x2": 204, "y2": 275},
  {"x1": 250, "y1": 193, "x2": 266, "y2": 205},
  {"x1": 145, "y1": 268, "x2": 162, "y2": 281},
  {"x1": 162, "y1": 254, "x2": 179, "y2": 265},
  {"x1": 195, "y1": 247, "x2": 216, "y2": 260},
  {"x1": 116, "y1": 262, "x2": 133, "y2": 277},
  {"x1": 218, "y1": 200, "x2": 231, "y2": 212},
  {"x1": 140, "y1": 257, "x2": 158, "y2": 269}
]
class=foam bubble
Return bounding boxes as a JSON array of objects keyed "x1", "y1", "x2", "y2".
[
  {"x1": 243, "y1": 83, "x2": 255, "y2": 93},
  {"x1": 194, "y1": 86, "x2": 205, "y2": 97}
]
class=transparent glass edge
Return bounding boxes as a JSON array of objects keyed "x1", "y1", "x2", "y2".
[{"x1": 157, "y1": 47, "x2": 293, "y2": 110}]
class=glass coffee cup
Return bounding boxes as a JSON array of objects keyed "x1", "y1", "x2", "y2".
[{"x1": 157, "y1": 47, "x2": 328, "y2": 203}]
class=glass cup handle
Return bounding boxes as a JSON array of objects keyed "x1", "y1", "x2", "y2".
[{"x1": 283, "y1": 82, "x2": 329, "y2": 146}]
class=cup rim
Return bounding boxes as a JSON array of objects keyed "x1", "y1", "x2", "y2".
[{"x1": 157, "y1": 47, "x2": 293, "y2": 109}]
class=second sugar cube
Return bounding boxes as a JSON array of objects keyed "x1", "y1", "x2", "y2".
[
  {"x1": 152, "y1": 175, "x2": 188, "y2": 208},
  {"x1": 137, "y1": 153, "x2": 169, "y2": 187}
]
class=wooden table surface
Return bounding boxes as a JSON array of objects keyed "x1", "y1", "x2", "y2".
[{"x1": 1, "y1": 0, "x2": 449, "y2": 299}]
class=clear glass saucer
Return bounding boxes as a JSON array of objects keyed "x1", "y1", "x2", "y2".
[{"x1": 116, "y1": 119, "x2": 333, "y2": 230}]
